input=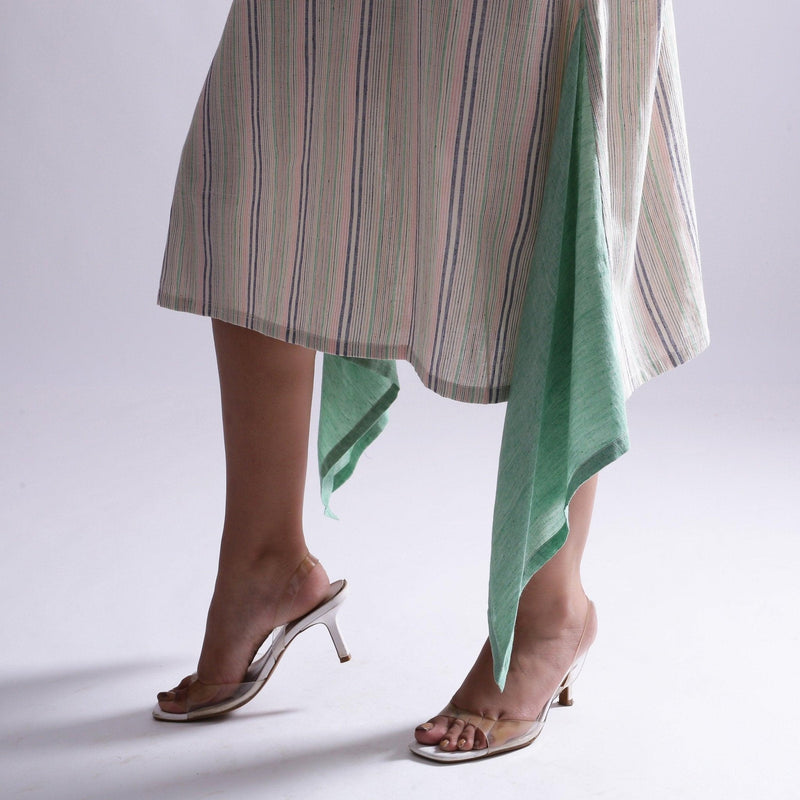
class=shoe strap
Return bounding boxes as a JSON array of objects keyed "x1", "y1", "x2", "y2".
[
  {"x1": 273, "y1": 552, "x2": 320, "y2": 626},
  {"x1": 435, "y1": 602, "x2": 598, "y2": 748},
  {"x1": 439, "y1": 703, "x2": 543, "y2": 749},
  {"x1": 570, "y1": 600, "x2": 597, "y2": 665}
]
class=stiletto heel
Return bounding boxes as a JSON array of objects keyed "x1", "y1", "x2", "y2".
[
  {"x1": 153, "y1": 556, "x2": 350, "y2": 722},
  {"x1": 409, "y1": 600, "x2": 598, "y2": 762},
  {"x1": 320, "y1": 606, "x2": 351, "y2": 662},
  {"x1": 557, "y1": 647, "x2": 588, "y2": 707}
]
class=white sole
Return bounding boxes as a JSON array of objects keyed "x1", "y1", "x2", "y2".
[{"x1": 152, "y1": 579, "x2": 349, "y2": 722}]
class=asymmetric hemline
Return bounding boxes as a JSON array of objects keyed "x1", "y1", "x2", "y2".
[
  {"x1": 157, "y1": 293, "x2": 513, "y2": 403},
  {"x1": 158, "y1": 0, "x2": 710, "y2": 687},
  {"x1": 159, "y1": 0, "x2": 710, "y2": 405}
]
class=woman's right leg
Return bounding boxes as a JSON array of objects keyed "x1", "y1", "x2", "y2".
[{"x1": 157, "y1": 319, "x2": 332, "y2": 713}]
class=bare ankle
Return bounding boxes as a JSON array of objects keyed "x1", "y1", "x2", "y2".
[
  {"x1": 217, "y1": 537, "x2": 309, "y2": 575},
  {"x1": 515, "y1": 584, "x2": 589, "y2": 633}
]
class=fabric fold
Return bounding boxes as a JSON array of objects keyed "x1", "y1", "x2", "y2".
[
  {"x1": 317, "y1": 14, "x2": 630, "y2": 688},
  {"x1": 155, "y1": 1, "x2": 709, "y2": 691},
  {"x1": 487, "y1": 14, "x2": 629, "y2": 687},
  {"x1": 318, "y1": 355, "x2": 399, "y2": 520}
]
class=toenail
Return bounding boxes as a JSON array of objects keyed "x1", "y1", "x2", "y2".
[
  {"x1": 457, "y1": 738, "x2": 467, "y2": 749},
  {"x1": 416, "y1": 722, "x2": 433, "y2": 732},
  {"x1": 157, "y1": 691, "x2": 175, "y2": 701},
  {"x1": 440, "y1": 738, "x2": 450, "y2": 748}
]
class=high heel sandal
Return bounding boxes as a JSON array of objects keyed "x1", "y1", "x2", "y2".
[
  {"x1": 408, "y1": 600, "x2": 597, "y2": 762},
  {"x1": 152, "y1": 554, "x2": 350, "y2": 722}
]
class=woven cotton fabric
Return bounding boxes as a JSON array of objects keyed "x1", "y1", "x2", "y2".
[
  {"x1": 158, "y1": 0, "x2": 709, "y2": 404},
  {"x1": 317, "y1": 13, "x2": 632, "y2": 687},
  {"x1": 158, "y1": 0, "x2": 711, "y2": 687}
]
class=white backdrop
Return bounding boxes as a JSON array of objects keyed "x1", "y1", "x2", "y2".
[{"x1": 1, "y1": 3, "x2": 798, "y2": 799}]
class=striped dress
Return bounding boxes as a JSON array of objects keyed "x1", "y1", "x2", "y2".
[{"x1": 158, "y1": 0, "x2": 710, "y2": 687}]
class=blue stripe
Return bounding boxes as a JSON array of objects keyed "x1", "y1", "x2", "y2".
[
  {"x1": 343, "y1": 0, "x2": 376, "y2": 350},
  {"x1": 655, "y1": 71, "x2": 701, "y2": 264},
  {"x1": 287, "y1": 0, "x2": 318, "y2": 342},
  {"x1": 201, "y1": 64, "x2": 214, "y2": 316},
  {"x1": 245, "y1": 0, "x2": 264, "y2": 327},
  {"x1": 430, "y1": 0, "x2": 484, "y2": 394},
  {"x1": 433, "y1": 0, "x2": 490, "y2": 393},
  {"x1": 488, "y1": 0, "x2": 556, "y2": 402},
  {"x1": 337, "y1": 0, "x2": 374, "y2": 353},
  {"x1": 406, "y1": 0, "x2": 423, "y2": 351},
  {"x1": 634, "y1": 245, "x2": 681, "y2": 366}
]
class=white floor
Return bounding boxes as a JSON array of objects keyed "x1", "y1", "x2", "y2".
[{"x1": 2, "y1": 355, "x2": 797, "y2": 800}]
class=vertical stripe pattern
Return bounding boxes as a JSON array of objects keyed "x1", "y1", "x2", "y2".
[{"x1": 159, "y1": 0, "x2": 709, "y2": 403}]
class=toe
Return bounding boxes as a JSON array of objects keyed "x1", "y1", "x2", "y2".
[
  {"x1": 439, "y1": 718, "x2": 467, "y2": 752},
  {"x1": 456, "y1": 722, "x2": 476, "y2": 751},
  {"x1": 461, "y1": 723, "x2": 488, "y2": 751},
  {"x1": 157, "y1": 691, "x2": 186, "y2": 714},
  {"x1": 473, "y1": 726, "x2": 488, "y2": 750},
  {"x1": 160, "y1": 684, "x2": 195, "y2": 714},
  {"x1": 414, "y1": 715, "x2": 450, "y2": 745},
  {"x1": 156, "y1": 674, "x2": 195, "y2": 713}
]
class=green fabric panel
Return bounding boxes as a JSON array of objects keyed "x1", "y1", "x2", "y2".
[
  {"x1": 318, "y1": 354, "x2": 399, "y2": 519},
  {"x1": 317, "y1": 13, "x2": 629, "y2": 689},
  {"x1": 487, "y1": 14, "x2": 629, "y2": 687}
]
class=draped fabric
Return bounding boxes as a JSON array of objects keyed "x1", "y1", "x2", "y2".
[
  {"x1": 318, "y1": 14, "x2": 630, "y2": 687},
  {"x1": 158, "y1": 0, "x2": 710, "y2": 687}
]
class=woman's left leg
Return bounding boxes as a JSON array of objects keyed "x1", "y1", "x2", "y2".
[
  {"x1": 156, "y1": 320, "x2": 330, "y2": 715},
  {"x1": 414, "y1": 472, "x2": 599, "y2": 752}
]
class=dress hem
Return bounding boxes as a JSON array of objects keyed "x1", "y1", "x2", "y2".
[
  {"x1": 156, "y1": 291, "x2": 512, "y2": 404},
  {"x1": 157, "y1": 290, "x2": 711, "y2": 407}
]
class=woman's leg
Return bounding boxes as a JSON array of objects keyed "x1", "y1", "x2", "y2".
[
  {"x1": 414, "y1": 473, "x2": 600, "y2": 751},
  {"x1": 157, "y1": 320, "x2": 331, "y2": 713}
]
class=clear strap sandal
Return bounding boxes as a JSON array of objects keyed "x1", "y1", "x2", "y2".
[
  {"x1": 153, "y1": 555, "x2": 350, "y2": 722},
  {"x1": 409, "y1": 600, "x2": 597, "y2": 762}
]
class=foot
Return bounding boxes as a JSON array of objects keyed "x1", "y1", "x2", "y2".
[
  {"x1": 156, "y1": 550, "x2": 333, "y2": 714},
  {"x1": 413, "y1": 592, "x2": 596, "y2": 753}
]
